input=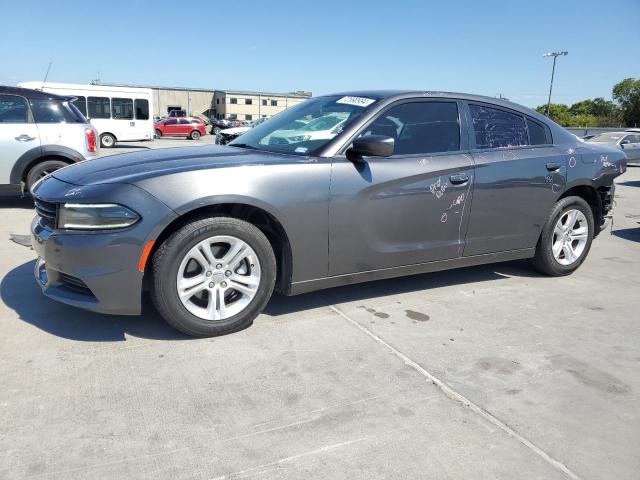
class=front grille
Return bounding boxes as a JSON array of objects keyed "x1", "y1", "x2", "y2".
[
  {"x1": 34, "y1": 198, "x2": 57, "y2": 229},
  {"x1": 58, "y1": 272, "x2": 93, "y2": 296}
]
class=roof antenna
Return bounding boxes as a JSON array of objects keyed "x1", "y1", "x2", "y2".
[{"x1": 42, "y1": 61, "x2": 52, "y2": 86}]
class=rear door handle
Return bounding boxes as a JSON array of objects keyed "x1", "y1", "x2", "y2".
[
  {"x1": 546, "y1": 162, "x2": 561, "y2": 171},
  {"x1": 449, "y1": 173, "x2": 469, "y2": 185},
  {"x1": 15, "y1": 134, "x2": 36, "y2": 142}
]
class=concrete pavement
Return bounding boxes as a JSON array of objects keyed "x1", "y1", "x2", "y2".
[{"x1": 0, "y1": 164, "x2": 638, "y2": 479}]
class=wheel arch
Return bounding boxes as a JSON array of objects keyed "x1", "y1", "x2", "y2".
[
  {"x1": 558, "y1": 183, "x2": 603, "y2": 234},
  {"x1": 146, "y1": 202, "x2": 293, "y2": 294},
  {"x1": 10, "y1": 145, "x2": 82, "y2": 185}
]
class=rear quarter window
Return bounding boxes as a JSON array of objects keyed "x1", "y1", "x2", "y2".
[
  {"x1": 30, "y1": 99, "x2": 86, "y2": 123},
  {"x1": 526, "y1": 118, "x2": 549, "y2": 145}
]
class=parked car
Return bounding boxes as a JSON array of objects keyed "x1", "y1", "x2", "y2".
[
  {"x1": 210, "y1": 118, "x2": 243, "y2": 134},
  {"x1": 215, "y1": 117, "x2": 269, "y2": 145},
  {"x1": 586, "y1": 131, "x2": 640, "y2": 164},
  {"x1": 30, "y1": 91, "x2": 626, "y2": 337},
  {"x1": 155, "y1": 117, "x2": 207, "y2": 140},
  {"x1": 0, "y1": 85, "x2": 99, "y2": 193}
]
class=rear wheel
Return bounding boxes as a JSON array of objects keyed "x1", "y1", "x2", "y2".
[
  {"x1": 189, "y1": 130, "x2": 201, "y2": 140},
  {"x1": 26, "y1": 159, "x2": 69, "y2": 192},
  {"x1": 151, "y1": 217, "x2": 276, "y2": 337},
  {"x1": 100, "y1": 133, "x2": 116, "y2": 148},
  {"x1": 532, "y1": 196, "x2": 594, "y2": 276},
  {"x1": 155, "y1": 129, "x2": 162, "y2": 138}
]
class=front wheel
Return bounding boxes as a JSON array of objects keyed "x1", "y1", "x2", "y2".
[
  {"x1": 151, "y1": 217, "x2": 276, "y2": 337},
  {"x1": 189, "y1": 130, "x2": 201, "y2": 140},
  {"x1": 155, "y1": 129, "x2": 162, "y2": 138},
  {"x1": 100, "y1": 133, "x2": 116, "y2": 148},
  {"x1": 532, "y1": 196, "x2": 594, "y2": 276}
]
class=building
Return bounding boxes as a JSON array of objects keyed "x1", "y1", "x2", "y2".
[
  {"x1": 98, "y1": 83, "x2": 311, "y2": 120},
  {"x1": 99, "y1": 83, "x2": 216, "y2": 118},
  {"x1": 213, "y1": 90, "x2": 312, "y2": 121}
]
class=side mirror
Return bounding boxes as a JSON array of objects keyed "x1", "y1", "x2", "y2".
[
  {"x1": 348, "y1": 135, "x2": 394, "y2": 159},
  {"x1": 620, "y1": 140, "x2": 630, "y2": 147}
]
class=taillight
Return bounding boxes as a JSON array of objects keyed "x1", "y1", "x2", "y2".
[{"x1": 85, "y1": 128, "x2": 97, "y2": 153}]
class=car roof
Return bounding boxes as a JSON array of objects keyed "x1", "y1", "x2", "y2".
[
  {"x1": 322, "y1": 89, "x2": 546, "y2": 120},
  {"x1": 0, "y1": 85, "x2": 72, "y2": 101}
]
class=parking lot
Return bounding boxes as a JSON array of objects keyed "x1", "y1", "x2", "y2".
[{"x1": 0, "y1": 144, "x2": 639, "y2": 479}]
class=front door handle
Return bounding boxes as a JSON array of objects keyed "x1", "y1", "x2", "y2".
[
  {"x1": 449, "y1": 173, "x2": 469, "y2": 185},
  {"x1": 546, "y1": 162, "x2": 561, "y2": 171},
  {"x1": 15, "y1": 134, "x2": 36, "y2": 142}
]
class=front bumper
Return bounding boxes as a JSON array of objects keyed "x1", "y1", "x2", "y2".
[{"x1": 30, "y1": 177, "x2": 176, "y2": 316}]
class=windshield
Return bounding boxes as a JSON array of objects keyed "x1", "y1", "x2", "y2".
[
  {"x1": 229, "y1": 95, "x2": 380, "y2": 155},
  {"x1": 589, "y1": 133, "x2": 623, "y2": 142}
]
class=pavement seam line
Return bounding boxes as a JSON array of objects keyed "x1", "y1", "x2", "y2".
[{"x1": 329, "y1": 305, "x2": 581, "y2": 480}]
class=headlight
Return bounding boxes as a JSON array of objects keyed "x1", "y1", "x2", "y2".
[
  {"x1": 58, "y1": 203, "x2": 140, "y2": 230},
  {"x1": 288, "y1": 134, "x2": 311, "y2": 143}
]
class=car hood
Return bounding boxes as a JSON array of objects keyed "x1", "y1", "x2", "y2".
[{"x1": 51, "y1": 144, "x2": 310, "y2": 186}]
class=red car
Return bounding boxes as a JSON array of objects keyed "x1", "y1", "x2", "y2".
[{"x1": 155, "y1": 117, "x2": 207, "y2": 140}]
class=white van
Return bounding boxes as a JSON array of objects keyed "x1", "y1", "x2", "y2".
[{"x1": 18, "y1": 82, "x2": 154, "y2": 148}]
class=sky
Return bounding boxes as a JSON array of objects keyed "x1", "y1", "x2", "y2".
[{"x1": 1, "y1": 0, "x2": 638, "y2": 108}]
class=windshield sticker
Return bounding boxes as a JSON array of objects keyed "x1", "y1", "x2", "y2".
[
  {"x1": 295, "y1": 147, "x2": 308, "y2": 154},
  {"x1": 336, "y1": 96, "x2": 375, "y2": 108}
]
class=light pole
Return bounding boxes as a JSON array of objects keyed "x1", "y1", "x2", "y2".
[{"x1": 543, "y1": 51, "x2": 568, "y2": 116}]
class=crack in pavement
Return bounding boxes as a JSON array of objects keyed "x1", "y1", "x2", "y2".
[{"x1": 328, "y1": 305, "x2": 581, "y2": 480}]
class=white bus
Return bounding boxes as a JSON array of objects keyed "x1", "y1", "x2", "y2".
[{"x1": 18, "y1": 82, "x2": 154, "y2": 148}]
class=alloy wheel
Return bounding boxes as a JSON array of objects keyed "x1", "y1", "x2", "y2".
[
  {"x1": 552, "y1": 209, "x2": 589, "y2": 266},
  {"x1": 176, "y1": 235, "x2": 261, "y2": 321}
]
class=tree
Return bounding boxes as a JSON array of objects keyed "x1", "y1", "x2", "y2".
[
  {"x1": 612, "y1": 78, "x2": 640, "y2": 127},
  {"x1": 535, "y1": 103, "x2": 598, "y2": 127}
]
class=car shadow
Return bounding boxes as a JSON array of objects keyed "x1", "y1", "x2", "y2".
[
  {"x1": 1, "y1": 260, "x2": 191, "y2": 342},
  {"x1": 0, "y1": 196, "x2": 34, "y2": 209},
  {"x1": 612, "y1": 226, "x2": 640, "y2": 243},
  {"x1": 618, "y1": 180, "x2": 640, "y2": 187},
  {"x1": 265, "y1": 259, "x2": 541, "y2": 315},
  {"x1": 2, "y1": 258, "x2": 541, "y2": 342},
  {"x1": 109, "y1": 144, "x2": 150, "y2": 150}
]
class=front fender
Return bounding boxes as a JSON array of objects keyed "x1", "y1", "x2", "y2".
[{"x1": 135, "y1": 162, "x2": 332, "y2": 283}]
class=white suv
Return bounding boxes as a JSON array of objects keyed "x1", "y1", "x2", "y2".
[{"x1": 0, "y1": 86, "x2": 99, "y2": 193}]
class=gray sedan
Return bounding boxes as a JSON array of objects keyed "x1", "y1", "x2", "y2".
[
  {"x1": 31, "y1": 91, "x2": 626, "y2": 337},
  {"x1": 587, "y1": 131, "x2": 640, "y2": 164}
]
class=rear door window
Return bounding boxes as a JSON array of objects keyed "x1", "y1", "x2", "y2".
[
  {"x1": 470, "y1": 104, "x2": 528, "y2": 149},
  {"x1": 111, "y1": 98, "x2": 133, "y2": 119},
  {"x1": 134, "y1": 99, "x2": 149, "y2": 120},
  {"x1": 359, "y1": 101, "x2": 460, "y2": 155},
  {"x1": 0, "y1": 94, "x2": 29, "y2": 123},
  {"x1": 88, "y1": 97, "x2": 111, "y2": 119}
]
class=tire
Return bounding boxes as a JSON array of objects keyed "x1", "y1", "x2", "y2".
[
  {"x1": 26, "y1": 159, "x2": 69, "y2": 192},
  {"x1": 213, "y1": 127, "x2": 221, "y2": 135},
  {"x1": 155, "y1": 129, "x2": 162, "y2": 138},
  {"x1": 100, "y1": 133, "x2": 116, "y2": 148},
  {"x1": 532, "y1": 196, "x2": 594, "y2": 276},
  {"x1": 189, "y1": 130, "x2": 201, "y2": 140},
  {"x1": 151, "y1": 217, "x2": 276, "y2": 337}
]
